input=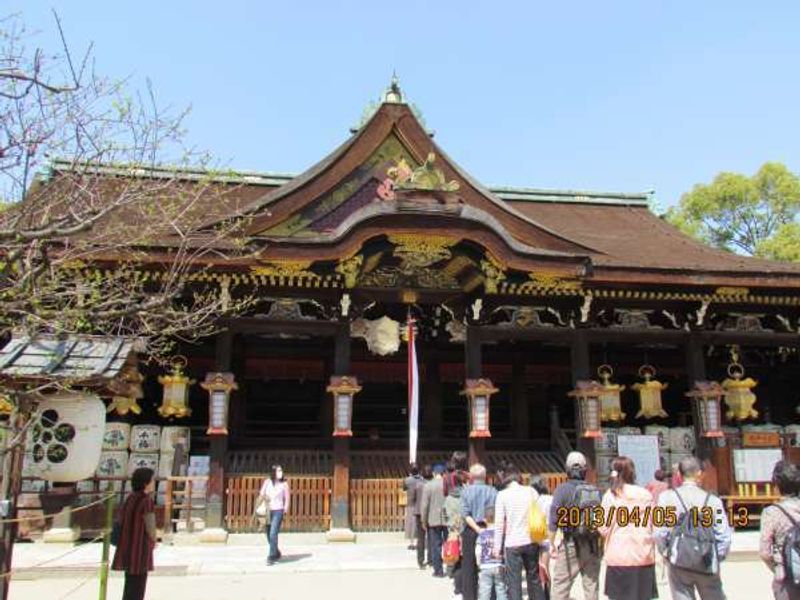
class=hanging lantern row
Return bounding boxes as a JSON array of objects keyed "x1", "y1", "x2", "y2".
[
  {"x1": 595, "y1": 364, "x2": 669, "y2": 423},
  {"x1": 157, "y1": 356, "x2": 194, "y2": 418}
]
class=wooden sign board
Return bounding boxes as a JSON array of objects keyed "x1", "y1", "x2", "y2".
[{"x1": 742, "y1": 431, "x2": 781, "y2": 447}]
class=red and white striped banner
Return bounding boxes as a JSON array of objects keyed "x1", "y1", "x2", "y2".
[{"x1": 407, "y1": 317, "x2": 419, "y2": 465}]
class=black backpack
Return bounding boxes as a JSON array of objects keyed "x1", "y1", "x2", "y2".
[
  {"x1": 772, "y1": 503, "x2": 800, "y2": 586},
  {"x1": 564, "y1": 483, "x2": 602, "y2": 542},
  {"x1": 665, "y1": 491, "x2": 718, "y2": 575}
]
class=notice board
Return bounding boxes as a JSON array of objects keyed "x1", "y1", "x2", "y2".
[
  {"x1": 733, "y1": 448, "x2": 783, "y2": 482},
  {"x1": 617, "y1": 435, "x2": 660, "y2": 486}
]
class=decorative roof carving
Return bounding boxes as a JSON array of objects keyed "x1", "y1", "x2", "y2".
[
  {"x1": 336, "y1": 255, "x2": 363, "y2": 289},
  {"x1": 250, "y1": 261, "x2": 319, "y2": 280},
  {"x1": 388, "y1": 153, "x2": 459, "y2": 193},
  {"x1": 480, "y1": 256, "x2": 506, "y2": 294},
  {"x1": 388, "y1": 233, "x2": 455, "y2": 270}
]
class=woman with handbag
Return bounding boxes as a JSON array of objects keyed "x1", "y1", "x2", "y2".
[
  {"x1": 112, "y1": 468, "x2": 157, "y2": 600},
  {"x1": 258, "y1": 464, "x2": 290, "y2": 565}
]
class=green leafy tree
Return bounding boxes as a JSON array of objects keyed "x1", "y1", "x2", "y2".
[{"x1": 666, "y1": 162, "x2": 800, "y2": 259}]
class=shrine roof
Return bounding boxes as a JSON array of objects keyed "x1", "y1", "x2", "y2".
[{"x1": 36, "y1": 80, "x2": 800, "y2": 288}]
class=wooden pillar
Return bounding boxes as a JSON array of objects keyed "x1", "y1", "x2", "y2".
[
  {"x1": 512, "y1": 357, "x2": 528, "y2": 441},
  {"x1": 204, "y1": 329, "x2": 232, "y2": 540},
  {"x1": 571, "y1": 331, "x2": 596, "y2": 480},
  {"x1": 328, "y1": 323, "x2": 355, "y2": 540},
  {"x1": 686, "y1": 335, "x2": 714, "y2": 465},
  {"x1": 465, "y1": 326, "x2": 486, "y2": 466}
]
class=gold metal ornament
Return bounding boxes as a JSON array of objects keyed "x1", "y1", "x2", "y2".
[
  {"x1": 0, "y1": 395, "x2": 14, "y2": 415},
  {"x1": 633, "y1": 365, "x2": 669, "y2": 419},
  {"x1": 598, "y1": 365, "x2": 625, "y2": 422},
  {"x1": 722, "y1": 362, "x2": 759, "y2": 421},
  {"x1": 158, "y1": 356, "x2": 194, "y2": 419},
  {"x1": 106, "y1": 396, "x2": 142, "y2": 416}
]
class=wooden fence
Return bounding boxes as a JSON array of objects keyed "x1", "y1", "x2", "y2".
[
  {"x1": 350, "y1": 478, "x2": 405, "y2": 531},
  {"x1": 226, "y1": 471, "x2": 568, "y2": 534},
  {"x1": 225, "y1": 475, "x2": 331, "y2": 532}
]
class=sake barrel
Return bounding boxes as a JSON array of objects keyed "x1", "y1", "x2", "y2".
[
  {"x1": 29, "y1": 393, "x2": 106, "y2": 482},
  {"x1": 130, "y1": 425, "x2": 161, "y2": 453},
  {"x1": 128, "y1": 453, "x2": 159, "y2": 477},
  {"x1": 160, "y1": 426, "x2": 191, "y2": 454},
  {"x1": 619, "y1": 426, "x2": 642, "y2": 436},
  {"x1": 644, "y1": 425, "x2": 670, "y2": 451},
  {"x1": 784, "y1": 425, "x2": 800, "y2": 447},
  {"x1": 669, "y1": 427, "x2": 696, "y2": 453},
  {"x1": 596, "y1": 452, "x2": 615, "y2": 479},
  {"x1": 595, "y1": 428, "x2": 618, "y2": 453},
  {"x1": 103, "y1": 422, "x2": 131, "y2": 451},
  {"x1": 96, "y1": 451, "x2": 128, "y2": 478}
]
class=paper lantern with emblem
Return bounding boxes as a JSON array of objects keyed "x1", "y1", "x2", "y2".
[{"x1": 633, "y1": 365, "x2": 669, "y2": 419}]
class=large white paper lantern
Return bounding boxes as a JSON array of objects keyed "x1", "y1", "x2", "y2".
[{"x1": 29, "y1": 393, "x2": 105, "y2": 482}]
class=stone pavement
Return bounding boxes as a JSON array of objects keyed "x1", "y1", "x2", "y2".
[
  {"x1": 8, "y1": 555, "x2": 777, "y2": 600},
  {"x1": 10, "y1": 530, "x2": 763, "y2": 579}
]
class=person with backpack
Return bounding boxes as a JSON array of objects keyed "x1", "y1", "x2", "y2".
[
  {"x1": 493, "y1": 463, "x2": 547, "y2": 600},
  {"x1": 597, "y1": 456, "x2": 658, "y2": 600},
  {"x1": 759, "y1": 460, "x2": 800, "y2": 600},
  {"x1": 545, "y1": 451, "x2": 602, "y2": 600},
  {"x1": 655, "y1": 455, "x2": 731, "y2": 600}
]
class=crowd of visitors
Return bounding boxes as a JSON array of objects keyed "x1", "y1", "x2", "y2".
[{"x1": 407, "y1": 451, "x2": 800, "y2": 600}]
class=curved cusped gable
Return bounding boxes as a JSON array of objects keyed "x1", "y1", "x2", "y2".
[{"x1": 242, "y1": 101, "x2": 599, "y2": 263}]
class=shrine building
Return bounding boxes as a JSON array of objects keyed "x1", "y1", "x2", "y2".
[{"x1": 24, "y1": 78, "x2": 800, "y2": 538}]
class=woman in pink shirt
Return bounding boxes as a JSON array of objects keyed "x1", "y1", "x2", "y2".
[
  {"x1": 259, "y1": 464, "x2": 290, "y2": 565},
  {"x1": 598, "y1": 456, "x2": 658, "y2": 600}
]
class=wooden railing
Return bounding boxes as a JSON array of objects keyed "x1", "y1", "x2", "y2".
[
  {"x1": 225, "y1": 475, "x2": 331, "y2": 532},
  {"x1": 164, "y1": 476, "x2": 208, "y2": 534},
  {"x1": 350, "y1": 478, "x2": 405, "y2": 531}
]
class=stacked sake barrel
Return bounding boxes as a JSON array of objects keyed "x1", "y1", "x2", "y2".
[
  {"x1": 665, "y1": 427, "x2": 695, "y2": 471},
  {"x1": 96, "y1": 422, "x2": 132, "y2": 493}
]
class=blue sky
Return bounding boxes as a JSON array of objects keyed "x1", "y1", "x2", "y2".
[{"x1": 13, "y1": 1, "x2": 800, "y2": 207}]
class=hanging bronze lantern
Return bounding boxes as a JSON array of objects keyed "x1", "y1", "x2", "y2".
[
  {"x1": 597, "y1": 365, "x2": 625, "y2": 422},
  {"x1": 157, "y1": 356, "x2": 194, "y2": 418},
  {"x1": 462, "y1": 379, "x2": 498, "y2": 438},
  {"x1": 568, "y1": 380, "x2": 604, "y2": 438},
  {"x1": 633, "y1": 365, "x2": 669, "y2": 419},
  {"x1": 327, "y1": 375, "x2": 361, "y2": 437},
  {"x1": 201, "y1": 372, "x2": 238, "y2": 435},
  {"x1": 107, "y1": 362, "x2": 145, "y2": 416},
  {"x1": 722, "y1": 362, "x2": 758, "y2": 421},
  {"x1": 686, "y1": 381, "x2": 724, "y2": 438}
]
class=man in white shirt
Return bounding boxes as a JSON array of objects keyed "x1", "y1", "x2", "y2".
[{"x1": 493, "y1": 464, "x2": 547, "y2": 600}]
